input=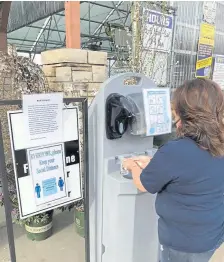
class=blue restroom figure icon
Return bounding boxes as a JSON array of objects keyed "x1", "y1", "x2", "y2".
[
  {"x1": 58, "y1": 177, "x2": 64, "y2": 191},
  {"x1": 35, "y1": 183, "x2": 41, "y2": 198}
]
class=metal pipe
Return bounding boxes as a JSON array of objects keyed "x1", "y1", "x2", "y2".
[
  {"x1": 25, "y1": 25, "x2": 112, "y2": 41},
  {"x1": 56, "y1": 13, "x2": 102, "y2": 25},
  {"x1": 93, "y1": 1, "x2": 123, "y2": 35},
  {"x1": 0, "y1": 121, "x2": 16, "y2": 262},
  {"x1": 81, "y1": 1, "x2": 130, "y2": 13},
  {"x1": 30, "y1": 16, "x2": 51, "y2": 52}
]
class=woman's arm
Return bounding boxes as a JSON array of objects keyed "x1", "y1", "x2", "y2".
[
  {"x1": 122, "y1": 157, "x2": 151, "y2": 192},
  {"x1": 123, "y1": 143, "x2": 175, "y2": 194},
  {"x1": 131, "y1": 165, "x2": 147, "y2": 192}
]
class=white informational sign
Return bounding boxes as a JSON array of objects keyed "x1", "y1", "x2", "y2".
[
  {"x1": 28, "y1": 144, "x2": 67, "y2": 206},
  {"x1": 203, "y1": 1, "x2": 216, "y2": 24},
  {"x1": 8, "y1": 106, "x2": 82, "y2": 219},
  {"x1": 213, "y1": 55, "x2": 224, "y2": 90},
  {"x1": 22, "y1": 93, "x2": 63, "y2": 148},
  {"x1": 142, "y1": 9, "x2": 173, "y2": 52},
  {"x1": 143, "y1": 88, "x2": 172, "y2": 136}
]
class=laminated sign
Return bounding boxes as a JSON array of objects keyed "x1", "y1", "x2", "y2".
[
  {"x1": 213, "y1": 55, "x2": 224, "y2": 90},
  {"x1": 196, "y1": 23, "x2": 215, "y2": 78}
]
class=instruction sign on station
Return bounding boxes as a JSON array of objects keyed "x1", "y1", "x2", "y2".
[{"x1": 143, "y1": 88, "x2": 172, "y2": 136}]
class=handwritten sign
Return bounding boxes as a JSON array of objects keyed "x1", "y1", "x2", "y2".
[
  {"x1": 142, "y1": 9, "x2": 173, "y2": 52},
  {"x1": 203, "y1": 1, "x2": 216, "y2": 24}
]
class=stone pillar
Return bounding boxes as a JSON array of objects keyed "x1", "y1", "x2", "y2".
[{"x1": 41, "y1": 48, "x2": 108, "y2": 105}]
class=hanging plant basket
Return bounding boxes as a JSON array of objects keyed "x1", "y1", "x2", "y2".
[{"x1": 25, "y1": 210, "x2": 54, "y2": 241}]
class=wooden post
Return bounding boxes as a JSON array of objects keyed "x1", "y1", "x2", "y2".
[
  {"x1": 65, "y1": 1, "x2": 81, "y2": 49},
  {"x1": 0, "y1": 1, "x2": 11, "y2": 52}
]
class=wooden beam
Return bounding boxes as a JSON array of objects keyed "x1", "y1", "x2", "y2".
[
  {"x1": 65, "y1": 1, "x2": 81, "y2": 49},
  {"x1": 0, "y1": 1, "x2": 11, "y2": 52}
]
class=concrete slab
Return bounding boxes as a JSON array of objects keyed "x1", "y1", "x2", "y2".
[
  {"x1": 0, "y1": 206, "x2": 6, "y2": 228},
  {"x1": 0, "y1": 210, "x2": 85, "y2": 262},
  {"x1": 0, "y1": 207, "x2": 223, "y2": 261}
]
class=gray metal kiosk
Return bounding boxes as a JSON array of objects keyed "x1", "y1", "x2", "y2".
[{"x1": 88, "y1": 73, "x2": 172, "y2": 262}]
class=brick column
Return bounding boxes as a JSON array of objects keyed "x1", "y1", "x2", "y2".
[{"x1": 41, "y1": 48, "x2": 107, "y2": 104}]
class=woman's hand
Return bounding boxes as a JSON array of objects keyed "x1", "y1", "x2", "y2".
[
  {"x1": 122, "y1": 158, "x2": 136, "y2": 172},
  {"x1": 122, "y1": 156, "x2": 150, "y2": 193},
  {"x1": 132, "y1": 156, "x2": 152, "y2": 169},
  {"x1": 122, "y1": 156, "x2": 152, "y2": 171}
]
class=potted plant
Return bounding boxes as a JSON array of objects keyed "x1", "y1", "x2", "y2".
[
  {"x1": 0, "y1": 163, "x2": 54, "y2": 241},
  {"x1": 58, "y1": 199, "x2": 85, "y2": 238},
  {"x1": 74, "y1": 200, "x2": 85, "y2": 238}
]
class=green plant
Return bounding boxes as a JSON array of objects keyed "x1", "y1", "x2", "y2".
[
  {"x1": 0, "y1": 162, "x2": 52, "y2": 226},
  {"x1": 58, "y1": 199, "x2": 84, "y2": 213}
]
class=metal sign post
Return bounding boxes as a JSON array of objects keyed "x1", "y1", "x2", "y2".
[{"x1": 0, "y1": 120, "x2": 16, "y2": 261}]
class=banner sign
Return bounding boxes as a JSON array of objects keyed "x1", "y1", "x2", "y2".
[
  {"x1": 212, "y1": 55, "x2": 224, "y2": 90},
  {"x1": 8, "y1": 105, "x2": 82, "y2": 219},
  {"x1": 196, "y1": 23, "x2": 215, "y2": 78},
  {"x1": 142, "y1": 9, "x2": 173, "y2": 52}
]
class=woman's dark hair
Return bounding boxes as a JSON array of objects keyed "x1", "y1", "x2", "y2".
[{"x1": 172, "y1": 79, "x2": 224, "y2": 157}]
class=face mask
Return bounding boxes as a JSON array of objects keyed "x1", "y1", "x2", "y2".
[{"x1": 172, "y1": 118, "x2": 180, "y2": 128}]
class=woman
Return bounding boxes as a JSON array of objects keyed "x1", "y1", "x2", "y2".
[{"x1": 123, "y1": 79, "x2": 224, "y2": 262}]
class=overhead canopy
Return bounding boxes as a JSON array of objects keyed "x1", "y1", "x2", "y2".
[
  {"x1": 7, "y1": 1, "x2": 64, "y2": 32},
  {"x1": 7, "y1": 1, "x2": 132, "y2": 56}
]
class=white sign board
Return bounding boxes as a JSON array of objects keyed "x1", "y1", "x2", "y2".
[
  {"x1": 22, "y1": 93, "x2": 63, "y2": 148},
  {"x1": 143, "y1": 88, "x2": 172, "y2": 136},
  {"x1": 142, "y1": 9, "x2": 173, "y2": 52},
  {"x1": 28, "y1": 144, "x2": 67, "y2": 206},
  {"x1": 203, "y1": 1, "x2": 216, "y2": 24},
  {"x1": 8, "y1": 106, "x2": 82, "y2": 219},
  {"x1": 213, "y1": 55, "x2": 224, "y2": 90}
]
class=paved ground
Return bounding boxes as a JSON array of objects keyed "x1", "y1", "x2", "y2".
[
  {"x1": 0, "y1": 207, "x2": 223, "y2": 262},
  {"x1": 0, "y1": 208, "x2": 85, "y2": 262}
]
